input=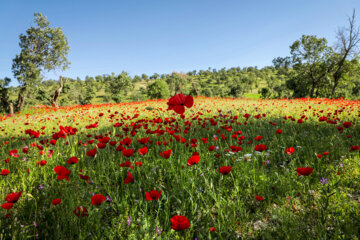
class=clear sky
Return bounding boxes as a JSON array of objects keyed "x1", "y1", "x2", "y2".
[{"x1": 1, "y1": 0, "x2": 359, "y2": 86}]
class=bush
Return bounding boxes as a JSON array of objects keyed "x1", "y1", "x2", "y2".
[
  {"x1": 146, "y1": 79, "x2": 170, "y2": 99},
  {"x1": 260, "y1": 87, "x2": 272, "y2": 99}
]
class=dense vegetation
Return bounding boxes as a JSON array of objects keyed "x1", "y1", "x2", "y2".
[{"x1": 0, "y1": 97, "x2": 359, "y2": 239}]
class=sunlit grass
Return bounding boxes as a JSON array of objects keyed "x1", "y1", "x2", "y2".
[{"x1": 0, "y1": 97, "x2": 359, "y2": 239}]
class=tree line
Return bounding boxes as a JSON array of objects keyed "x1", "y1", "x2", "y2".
[{"x1": 1, "y1": 11, "x2": 360, "y2": 114}]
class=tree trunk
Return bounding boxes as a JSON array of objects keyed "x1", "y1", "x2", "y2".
[
  {"x1": 8, "y1": 101, "x2": 14, "y2": 115},
  {"x1": 1, "y1": 88, "x2": 14, "y2": 115},
  {"x1": 330, "y1": 63, "x2": 345, "y2": 98},
  {"x1": 310, "y1": 84, "x2": 315, "y2": 98},
  {"x1": 51, "y1": 76, "x2": 64, "y2": 107},
  {"x1": 192, "y1": 82, "x2": 199, "y2": 96},
  {"x1": 16, "y1": 85, "x2": 27, "y2": 112},
  {"x1": 331, "y1": 76, "x2": 340, "y2": 98}
]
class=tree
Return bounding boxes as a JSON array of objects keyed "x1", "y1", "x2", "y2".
[
  {"x1": 151, "y1": 73, "x2": 159, "y2": 79},
  {"x1": 166, "y1": 73, "x2": 187, "y2": 95},
  {"x1": 146, "y1": 79, "x2": 170, "y2": 99},
  {"x1": 79, "y1": 84, "x2": 96, "y2": 105},
  {"x1": 274, "y1": 35, "x2": 334, "y2": 98},
  {"x1": 0, "y1": 78, "x2": 13, "y2": 114},
  {"x1": 259, "y1": 87, "x2": 271, "y2": 99},
  {"x1": 105, "y1": 72, "x2": 133, "y2": 102},
  {"x1": 290, "y1": 35, "x2": 333, "y2": 97},
  {"x1": 141, "y1": 74, "x2": 148, "y2": 81},
  {"x1": 331, "y1": 10, "x2": 360, "y2": 97},
  {"x1": 133, "y1": 75, "x2": 142, "y2": 83},
  {"x1": 11, "y1": 13, "x2": 70, "y2": 112}
]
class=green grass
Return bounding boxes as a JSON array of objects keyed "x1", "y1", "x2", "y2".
[
  {"x1": 0, "y1": 97, "x2": 359, "y2": 239},
  {"x1": 244, "y1": 93, "x2": 261, "y2": 99}
]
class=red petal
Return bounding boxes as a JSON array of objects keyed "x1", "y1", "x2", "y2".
[
  {"x1": 173, "y1": 105, "x2": 185, "y2": 115},
  {"x1": 145, "y1": 192, "x2": 152, "y2": 201},
  {"x1": 184, "y1": 95, "x2": 194, "y2": 108},
  {"x1": 169, "y1": 94, "x2": 186, "y2": 105}
]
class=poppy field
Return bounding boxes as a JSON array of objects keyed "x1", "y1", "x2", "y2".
[{"x1": 0, "y1": 95, "x2": 359, "y2": 239}]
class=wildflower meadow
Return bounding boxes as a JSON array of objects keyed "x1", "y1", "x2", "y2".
[{"x1": 0, "y1": 95, "x2": 359, "y2": 239}]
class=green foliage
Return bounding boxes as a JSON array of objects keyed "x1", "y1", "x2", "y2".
[
  {"x1": 146, "y1": 79, "x2": 170, "y2": 99},
  {"x1": 141, "y1": 74, "x2": 148, "y2": 81},
  {"x1": 280, "y1": 35, "x2": 333, "y2": 98},
  {"x1": 105, "y1": 72, "x2": 133, "y2": 103},
  {"x1": 35, "y1": 87, "x2": 50, "y2": 102},
  {"x1": 0, "y1": 77, "x2": 12, "y2": 112},
  {"x1": 165, "y1": 73, "x2": 187, "y2": 96},
  {"x1": 79, "y1": 85, "x2": 96, "y2": 105},
  {"x1": 7, "y1": 12, "x2": 70, "y2": 112},
  {"x1": 259, "y1": 87, "x2": 271, "y2": 99},
  {"x1": 273, "y1": 12, "x2": 360, "y2": 99},
  {"x1": 132, "y1": 75, "x2": 142, "y2": 83},
  {"x1": 12, "y1": 13, "x2": 70, "y2": 85}
]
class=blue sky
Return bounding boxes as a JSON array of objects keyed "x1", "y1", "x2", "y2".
[{"x1": 1, "y1": 0, "x2": 359, "y2": 86}]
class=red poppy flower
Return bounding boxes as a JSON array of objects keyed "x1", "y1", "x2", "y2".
[
  {"x1": 135, "y1": 162, "x2": 142, "y2": 167},
  {"x1": 296, "y1": 167, "x2": 314, "y2": 176},
  {"x1": 350, "y1": 145, "x2": 360, "y2": 151},
  {"x1": 187, "y1": 155, "x2": 200, "y2": 166},
  {"x1": 54, "y1": 166, "x2": 71, "y2": 181},
  {"x1": 138, "y1": 137, "x2": 149, "y2": 144},
  {"x1": 160, "y1": 149, "x2": 172, "y2": 159},
  {"x1": 138, "y1": 147, "x2": 148, "y2": 155},
  {"x1": 97, "y1": 142, "x2": 106, "y2": 149},
  {"x1": 210, "y1": 227, "x2": 216, "y2": 232},
  {"x1": 9, "y1": 150, "x2": 19, "y2": 158},
  {"x1": 99, "y1": 136, "x2": 110, "y2": 143},
  {"x1": 116, "y1": 145, "x2": 124, "y2": 152},
  {"x1": 167, "y1": 93, "x2": 194, "y2": 115},
  {"x1": 91, "y1": 194, "x2": 106, "y2": 206},
  {"x1": 343, "y1": 122, "x2": 352, "y2": 128},
  {"x1": 37, "y1": 160, "x2": 47, "y2": 166},
  {"x1": 219, "y1": 166, "x2": 232, "y2": 175},
  {"x1": 170, "y1": 215, "x2": 191, "y2": 231},
  {"x1": 285, "y1": 147, "x2": 295, "y2": 155},
  {"x1": 79, "y1": 174, "x2": 91, "y2": 184},
  {"x1": 120, "y1": 161, "x2": 133, "y2": 169},
  {"x1": 208, "y1": 146, "x2": 215, "y2": 151},
  {"x1": 5, "y1": 191, "x2": 22, "y2": 203},
  {"x1": 86, "y1": 148, "x2": 97, "y2": 157},
  {"x1": 124, "y1": 172, "x2": 134, "y2": 184},
  {"x1": 276, "y1": 129, "x2": 283, "y2": 134},
  {"x1": 67, "y1": 156, "x2": 79, "y2": 164},
  {"x1": 1, "y1": 203, "x2": 14, "y2": 210},
  {"x1": 254, "y1": 144, "x2": 267, "y2": 152},
  {"x1": 122, "y1": 148, "x2": 134, "y2": 157},
  {"x1": 22, "y1": 147, "x2": 29, "y2": 154},
  {"x1": 74, "y1": 206, "x2": 89, "y2": 217},
  {"x1": 145, "y1": 190, "x2": 162, "y2": 201},
  {"x1": 254, "y1": 136, "x2": 263, "y2": 141},
  {"x1": 51, "y1": 198, "x2": 62, "y2": 206},
  {"x1": 0, "y1": 169, "x2": 9, "y2": 176},
  {"x1": 121, "y1": 137, "x2": 132, "y2": 146},
  {"x1": 256, "y1": 196, "x2": 264, "y2": 201}
]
